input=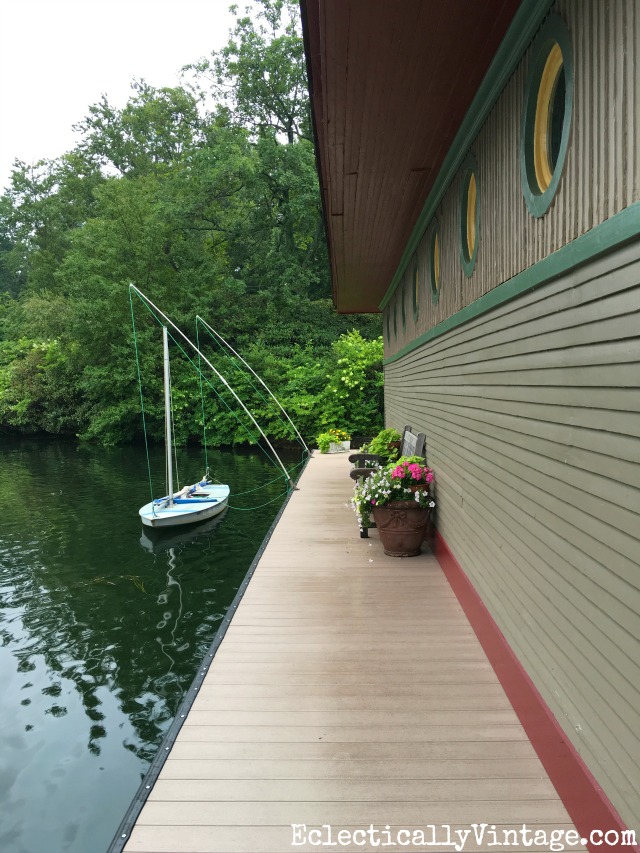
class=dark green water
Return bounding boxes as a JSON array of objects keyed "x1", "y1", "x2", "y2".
[{"x1": 0, "y1": 436, "x2": 297, "y2": 853}]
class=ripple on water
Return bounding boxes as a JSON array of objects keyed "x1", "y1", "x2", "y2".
[{"x1": 0, "y1": 437, "x2": 296, "y2": 853}]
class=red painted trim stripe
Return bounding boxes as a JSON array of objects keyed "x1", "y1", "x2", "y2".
[{"x1": 433, "y1": 529, "x2": 639, "y2": 853}]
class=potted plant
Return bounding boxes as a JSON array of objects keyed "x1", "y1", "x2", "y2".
[
  {"x1": 316, "y1": 428, "x2": 351, "y2": 453},
  {"x1": 352, "y1": 457, "x2": 435, "y2": 556},
  {"x1": 365, "y1": 427, "x2": 402, "y2": 462}
]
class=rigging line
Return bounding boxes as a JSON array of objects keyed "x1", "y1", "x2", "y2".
[
  {"x1": 228, "y1": 457, "x2": 306, "y2": 496},
  {"x1": 195, "y1": 322, "x2": 209, "y2": 474},
  {"x1": 195, "y1": 320, "x2": 296, "y2": 445},
  {"x1": 169, "y1": 355, "x2": 180, "y2": 490},
  {"x1": 167, "y1": 329, "x2": 277, "y2": 464},
  {"x1": 129, "y1": 288, "x2": 155, "y2": 508},
  {"x1": 129, "y1": 285, "x2": 295, "y2": 489},
  {"x1": 196, "y1": 315, "x2": 309, "y2": 454},
  {"x1": 131, "y1": 296, "x2": 272, "y2": 462},
  {"x1": 228, "y1": 489, "x2": 291, "y2": 511}
]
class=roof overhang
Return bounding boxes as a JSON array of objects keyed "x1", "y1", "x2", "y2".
[{"x1": 301, "y1": 0, "x2": 523, "y2": 313}]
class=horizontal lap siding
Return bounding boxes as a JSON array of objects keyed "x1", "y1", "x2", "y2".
[{"x1": 384, "y1": 241, "x2": 640, "y2": 827}]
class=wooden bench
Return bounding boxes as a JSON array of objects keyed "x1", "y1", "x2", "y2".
[{"x1": 349, "y1": 424, "x2": 426, "y2": 537}]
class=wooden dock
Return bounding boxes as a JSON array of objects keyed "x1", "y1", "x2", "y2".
[{"x1": 122, "y1": 453, "x2": 583, "y2": 853}]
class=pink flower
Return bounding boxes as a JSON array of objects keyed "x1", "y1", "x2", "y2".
[
  {"x1": 371, "y1": 499, "x2": 376, "y2": 505},
  {"x1": 426, "y1": 472, "x2": 434, "y2": 483}
]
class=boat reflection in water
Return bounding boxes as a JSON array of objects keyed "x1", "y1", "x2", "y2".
[
  {"x1": 140, "y1": 510, "x2": 229, "y2": 671},
  {"x1": 139, "y1": 509, "x2": 228, "y2": 555}
]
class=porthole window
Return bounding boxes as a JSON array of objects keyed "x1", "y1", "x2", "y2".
[
  {"x1": 521, "y1": 14, "x2": 573, "y2": 217},
  {"x1": 429, "y1": 223, "x2": 441, "y2": 304},
  {"x1": 412, "y1": 264, "x2": 420, "y2": 321},
  {"x1": 393, "y1": 300, "x2": 398, "y2": 339},
  {"x1": 460, "y1": 158, "x2": 479, "y2": 277},
  {"x1": 385, "y1": 312, "x2": 390, "y2": 343}
]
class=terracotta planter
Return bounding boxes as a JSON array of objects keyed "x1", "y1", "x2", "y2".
[{"x1": 372, "y1": 501, "x2": 432, "y2": 557}]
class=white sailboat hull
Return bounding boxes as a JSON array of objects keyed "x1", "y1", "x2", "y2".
[{"x1": 139, "y1": 483, "x2": 230, "y2": 528}]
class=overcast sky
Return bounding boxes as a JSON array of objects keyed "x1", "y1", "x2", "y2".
[{"x1": 0, "y1": 0, "x2": 237, "y2": 190}]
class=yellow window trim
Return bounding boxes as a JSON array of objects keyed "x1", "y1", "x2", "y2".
[
  {"x1": 533, "y1": 42, "x2": 563, "y2": 192},
  {"x1": 466, "y1": 173, "x2": 477, "y2": 258}
]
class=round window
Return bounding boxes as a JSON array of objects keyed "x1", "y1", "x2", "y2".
[
  {"x1": 393, "y1": 300, "x2": 398, "y2": 338},
  {"x1": 412, "y1": 264, "x2": 419, "y2": 320},
  {"x1": 460, "y1": 161, "x2": 479, "y2": 277},
  {"x1": 429, "y1": 225, "x2": 441, "y2": 304},
  {"x1": 521, "y1": 15, "x2": 573, "y2": 217}
]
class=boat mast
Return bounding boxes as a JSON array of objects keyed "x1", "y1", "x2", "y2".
[{"x1": 163, "y1": 326, "x2": 174, "y2": 505}]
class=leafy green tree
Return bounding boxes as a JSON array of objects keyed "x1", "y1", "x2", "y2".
[
  {"x1": 74, "y1": 81, "x2": 202, "y2": 176},
  {"x1": 186, "y1": 0, "x2": 310, "y2": 143},
  {"x1": 0, "y1": 1, "x2": 382, "y2": 445}
]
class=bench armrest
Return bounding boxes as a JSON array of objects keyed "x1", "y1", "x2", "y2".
[{"x1": 348, "y1": 452, "x2": 384, "y2": 465}]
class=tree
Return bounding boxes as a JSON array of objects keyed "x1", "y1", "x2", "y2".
[
  {"x1": 0, "y1": 1, "x2": 382, "y2": 445},
  {"x1": 186, "y1": 0, "x2": 310, "y2": 144}
]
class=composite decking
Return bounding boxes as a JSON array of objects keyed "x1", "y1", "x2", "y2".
[{"x1": 123, "y1": 453, "x2": 583, "y2": 853}]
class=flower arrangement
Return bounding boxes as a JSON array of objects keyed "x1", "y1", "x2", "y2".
[
  {"x1": 326, "y1": 428, "x2": 350, "y2": 442},
  {"x1": 352, "y1": 457, "x2": 435, "y2": 528},
  {"x1": 316, "y1": 428, "x2": 351, "y2": 453}
]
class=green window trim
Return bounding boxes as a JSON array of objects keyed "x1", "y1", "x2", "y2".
[
  {"x1": 520, "y1": 13, "x2": 573, "y2": 218},
  {"x1": 429, "y1": 223, "x2": 441, "y2": 304},
  {"x1": 460, "y1": 155, "x2": 480, "y2": 277},
  {"x1": 412, "y1": 263, "x2": 420, "y2": 321},
  {"x1": 401, "y1": 280, "x2": 407, "y2": 330}
]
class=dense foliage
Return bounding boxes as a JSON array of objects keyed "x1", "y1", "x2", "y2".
[{"x1": 0, "y1": 0, "x2": 382, "y2": 446}]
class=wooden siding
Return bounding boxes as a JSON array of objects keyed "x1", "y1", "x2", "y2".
[
  {"x1": 385, "y1": 0, "x2": 640, "y2": 356},
  {"x1": 384, "y1": 240, "x2": 640, "y2": 828}
]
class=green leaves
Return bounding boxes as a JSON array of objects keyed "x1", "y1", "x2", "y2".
[{"x1": 0, "y1": 1, "x2": 382, "y2": 444}]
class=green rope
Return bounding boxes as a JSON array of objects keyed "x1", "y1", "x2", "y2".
[
  {"x1": 129, "y1": 289, "x2": 155, "y2": 503},
  {"x1": 223, "y1": 458, "x2": 305, "y2": 496},
  {"x1": 228, "y1": 489, "x2": 291, "y2": 510},
  {"x1": 195, "y1": 322, "x2": 209, "y2": 474},
  {"x1": 169, "y1": 365, "x2": 180, "y2": 490}
]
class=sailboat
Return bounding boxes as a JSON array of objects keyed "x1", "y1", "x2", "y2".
[{"x1": 138, "y1": 326, "x2": 230, "y2": 528}]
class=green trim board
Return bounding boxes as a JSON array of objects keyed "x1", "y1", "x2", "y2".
[
  {"x1": 379, "y1": 0, "x2": 554, "y2": 311},
  {"x1": 401, "y1": 278, "x2": 407, "y2": 330},
  {"x1": 384, "y1": 201, "x2": 640, "y2": 365},
  {"x1": 429, "y1": 221, "x2": 441, "y2": 304}
]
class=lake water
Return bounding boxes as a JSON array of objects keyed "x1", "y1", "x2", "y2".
[{"x1": 0, "y1": 436, "x2": 299, "y2": 853}]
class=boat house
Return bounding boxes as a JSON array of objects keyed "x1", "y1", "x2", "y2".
[{"x1": 302, "y1": 0, "x2": 640, "y2": 835}]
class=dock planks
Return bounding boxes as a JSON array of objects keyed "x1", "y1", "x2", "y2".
[{"x1": 123, "y1": 453, "x2": 583, "y2": 853}]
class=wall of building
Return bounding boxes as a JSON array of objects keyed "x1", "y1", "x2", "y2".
[
  {"x1": 384, "y1": 0, "x2": 639, "y2": 357},
  {"x1": 382, "y1": 0, "x2": 640, "y2": 827}
]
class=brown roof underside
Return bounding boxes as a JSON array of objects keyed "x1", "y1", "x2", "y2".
[{"x1": 302, "y1": 0, "x2": 521, "y2": 313}]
